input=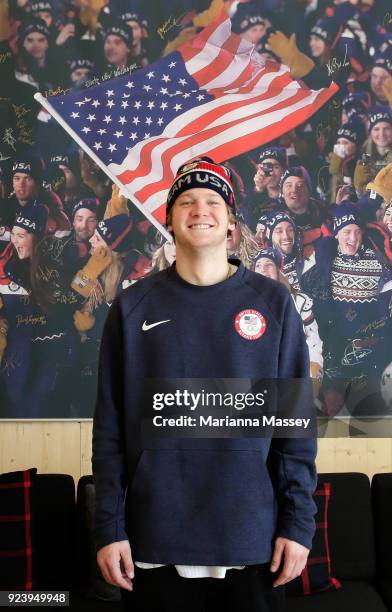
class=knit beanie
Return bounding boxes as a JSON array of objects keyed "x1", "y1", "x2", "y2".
[
  {"x1": 337, "y1": 118, "x2": 366, "y2": 145},
  {"x1": 373, "y1": 51, "x2": 392, "y2": 76},
  {"x1": 104, "y1": 22, "x2": 133, "y2": 46},
  {"x1": 72, "y1": 198, "x2": 99, "y2": 219},
  {"x1": 257, "y1": 210, "x2": 295, "y2": 243},
  {"x1": 30, "y1": 1, "x2": 53, "y2": 15},
  {"x1": 12, "y1": 156, "x2": 43, "y2": 182},
  {"x1": 231, "y1": 8, "x2": 269, "y2": 35},
  {"x1": 258, "y1": 147, "x2": 287, "y2": 168},
  {"x1": 120, "y1": 11, "x2": 143, "y2": 26},
  {"x1": 96, "y1": 214, "x2": 133, "y2": 252},
  {"x1": 69, "y1": 57, "x2": 95, "y2": 74},
  {"x1": 14, "y1": 202, "x2": 48, "y2": 235},
  {"x1": 253, "y1": 248, "x2": 282, "y2": 270},
  {"x1": 279, "y1": 166, "x2": 312, "y2": 195},
  {"x1": 20, "y1": 19, "x2": 50, "y2": 42},
  {"x1": 342, "y1": 92, "x2": 371, "y2": 115},
  {"x1": 310, "y1": 17, "x2": 341, "y2": 47},
  {"x1": 333, "y1": 202, "x2": 362, "y2": 236},
  {"x1": 368, "y1": 106, "x2": 392, "y2": 131},
  {"x1": 166, "y1": 157, "x2": 236, "y2": 222}
]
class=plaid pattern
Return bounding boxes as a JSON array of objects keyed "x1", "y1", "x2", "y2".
[
  {"x1": 0, "y1": 468, "x2": 36, "y2": 590},
  {"x1": 287, "y1": 482, "x2": 341, "y2": 596}
]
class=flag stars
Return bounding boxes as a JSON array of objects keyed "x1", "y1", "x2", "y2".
[
  {"x1": 179, "y1": 78, "x2": 187, "y2": 86},
  {"x1": 92, "y1": 100, "x2": 100, "y2": 107},
  {"x1": 71, "y1": 111, "x2": 80, "y2": 118},
  {"x1": 130, "y1": 132, "x2": 138, "y2": 140},
  {"x1": 121, "y1": 100, "x2": 129, "y2": 108},
  {"x1": 87, "y1": 114, "x2": 96, "y2": 122},
  {"x1": 93, "y1": 142, "x2": 102, "y2": 150},
  {"x1": 145, "y1": 117, "x2": 152, "y2": 125},
  {"x1": 168, "y1": 61, "x2": 176, "y2": 68},
  {"x1": 81, "y1": 126, "x2": 91, "y2": 133},
  {"x1": 114, "y1": 130, "x2": 123, "y2": 138},
  {"x1": 146, "y1": 71, "x2": 155, "y2": 79},
  {"x1": 143, "y1": 133, "x2": 150, "y2": 139},
  {"x1": 125, "y1": 81, "x2": 134, "y2": 89},
  {"x1": 132, "y1": 117, "x2": 140, "y2": 125},
  {"x1": 103, "y1": 115, "x2": 112, "y2": 124},
  {"x1": 143, "y1": 84, "x2": 152, "y2": 92},
  {"x1": 134, "y1": 101, "x2": 142, "y2": 109},
  {"x1": 108, "y1": 143, "x2": 117, "y2": 152},
  {"x1": 157, "y1": 117, "x2": 163, "y2": 125},
  {"x1": 119, "y1": 116, "x2": 127, "y2": 124},
  {"x1": 147, "y1": 101, "x2": 155, "y2": 109},
  {"x1": 106, "y1": 89, "x2": 114, "y2": 97},
  {"x1": 160, "y1": 87, "x2": 169, "y2": 95},
  {"x1": 122, "y1": 93, "x2": 130, "y2": 98},
  {"x1": 173, "y1": 103, "x2": 182, "y2": 111},
  {"x1": 162, "y1": 74, "x2": 170, "y2": 82},
  {"x1": 97, "y1": 128, "x2": 107, "y2": 135},
  {"x1": 75, "y1": 101, "x2": 85, "y2": 107},
  {"x1": 160, "y1": 101, "x2": 168, "y2": 110},
  {"x1": 196, "y1": 94, "x2": 205, "y2": 101},
  {"x1": 183, "y1": 93, "x2": 191, "y2": 98},
  {"x1": 107, "y1": 100, "x2": 115, "y2": 108}
]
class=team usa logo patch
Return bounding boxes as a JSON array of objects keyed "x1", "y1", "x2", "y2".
[{"x1": 234, "y1": 309, "x2": 266, "y2": 340}]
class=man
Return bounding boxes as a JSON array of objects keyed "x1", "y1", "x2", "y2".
[
  {"x1": 257, "y1": 211, "x2": 302, "y2": 290},
  {"x1": 92, "y1": 158, "x2": 317, "y2": 612},
  {"x1": 246, "y1": 147, "x2": 287, "y2": 230},
  {"x1": 0, "y1": 156, "x2": 71, "y2": 237},
  {"x1": 277, "y1": 166, "x2": 328, "y2": 248},
  {"x1": 103, "y1": 22, "x2": 134, "y2": 71}
]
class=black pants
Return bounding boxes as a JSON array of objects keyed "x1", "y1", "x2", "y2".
[{"x1": 121, "y1": 564, "x2": 285, "y2": 612}]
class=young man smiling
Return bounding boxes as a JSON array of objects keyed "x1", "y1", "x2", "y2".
[{"x1": 93, "y1": 158, "x2": 317, "y2": 612}]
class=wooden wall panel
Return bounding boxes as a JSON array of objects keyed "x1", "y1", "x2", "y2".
[
  {"x1": 0, "y1": 422, "x2": 81, "y2": 485},
  {"x1": 81, "y1": 421, "x2": 93, "y2": 477},
  {"x1": 0, "y1": 422, "x2": 391, "y2": 483}
]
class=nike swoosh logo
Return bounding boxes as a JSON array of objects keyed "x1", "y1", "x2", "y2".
[{"x1": 142, "y1": 319, "x2": 171, "y2": 331}]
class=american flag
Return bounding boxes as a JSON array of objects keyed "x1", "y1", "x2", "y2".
[{"x1": 36, "y1": 8, "x2": 338, "y2": 233}]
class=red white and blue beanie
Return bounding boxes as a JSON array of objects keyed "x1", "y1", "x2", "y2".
[
  {"x1": 166, "y1": 157, "x2": 236, "y2": 222},
  {"x1": 96, "y1": 214, "x2": 133, "y2": 253}
]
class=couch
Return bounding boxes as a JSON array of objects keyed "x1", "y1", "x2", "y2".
[{"x1": 3, "y1": 472, "x2": 392, "y2": 611}]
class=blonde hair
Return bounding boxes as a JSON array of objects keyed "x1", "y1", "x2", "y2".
[
  {"x1": 151, "y1": 244, "x2": 173, "y2": 271},
  {"x1": 100, "y1": 251, "x2": 125, "y2": 302},
  {"x1": 235, "y1": 221, "x2": 260, "y2": 269}
]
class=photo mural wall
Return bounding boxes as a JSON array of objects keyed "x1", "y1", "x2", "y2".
[{"x1": 0, "y1": 0, "x2": 391, "y2": 422}]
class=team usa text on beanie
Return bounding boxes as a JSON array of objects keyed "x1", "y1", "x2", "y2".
[
  {"x1": 333, "y1": 202, "x2": 362, "y2": 235},
  {"x1": 14, "y1": 203, "x2": 48, "y2": 236},
  {"x1": 96, "y1": 214, "x2": 133, "y2": 253},
  {"x1": 166, "y1": 157, "x2": 236, "y2": 221},
  {"x1": 12, "y1": 156, "x2": 43, "y2": 182},
  {"x1": 257, "y1": 211, "x2": 296, "y2": 242}
]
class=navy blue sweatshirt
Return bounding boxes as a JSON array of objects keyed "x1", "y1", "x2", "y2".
[{"x1": 92, "y1": 260, "x2": 317, "y2": 565}]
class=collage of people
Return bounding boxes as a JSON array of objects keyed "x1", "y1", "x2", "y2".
[{"x1": 0, "y1": 0, "x2": 391, "y2": 421}]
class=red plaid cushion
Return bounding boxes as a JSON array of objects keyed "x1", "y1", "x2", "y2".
[
  {"x1": 286, "y1": 482, "x2": 341, "y2": 596},
  {"x1": 0, "y1": 468, "x2": 37, "y2": 590}
]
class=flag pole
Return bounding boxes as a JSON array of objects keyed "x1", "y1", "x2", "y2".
[{"x1": 34, "y1": 92, "x2": 173, "y2": 243}]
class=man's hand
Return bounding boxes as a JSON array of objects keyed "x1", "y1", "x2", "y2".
[
  {"x1": 254, "y1": 166, "x2": 273, "y2": 192},
  {"x1": 97, "y1": 540, "x2": 134, "y2": 592},
  {"x1": 270, "y1": 537, "x2": 309, "y2": 587}
]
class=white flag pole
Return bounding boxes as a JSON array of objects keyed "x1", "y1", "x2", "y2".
[{"x1": 34, "y1": 92, "x2": 173, "y2": 243}]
